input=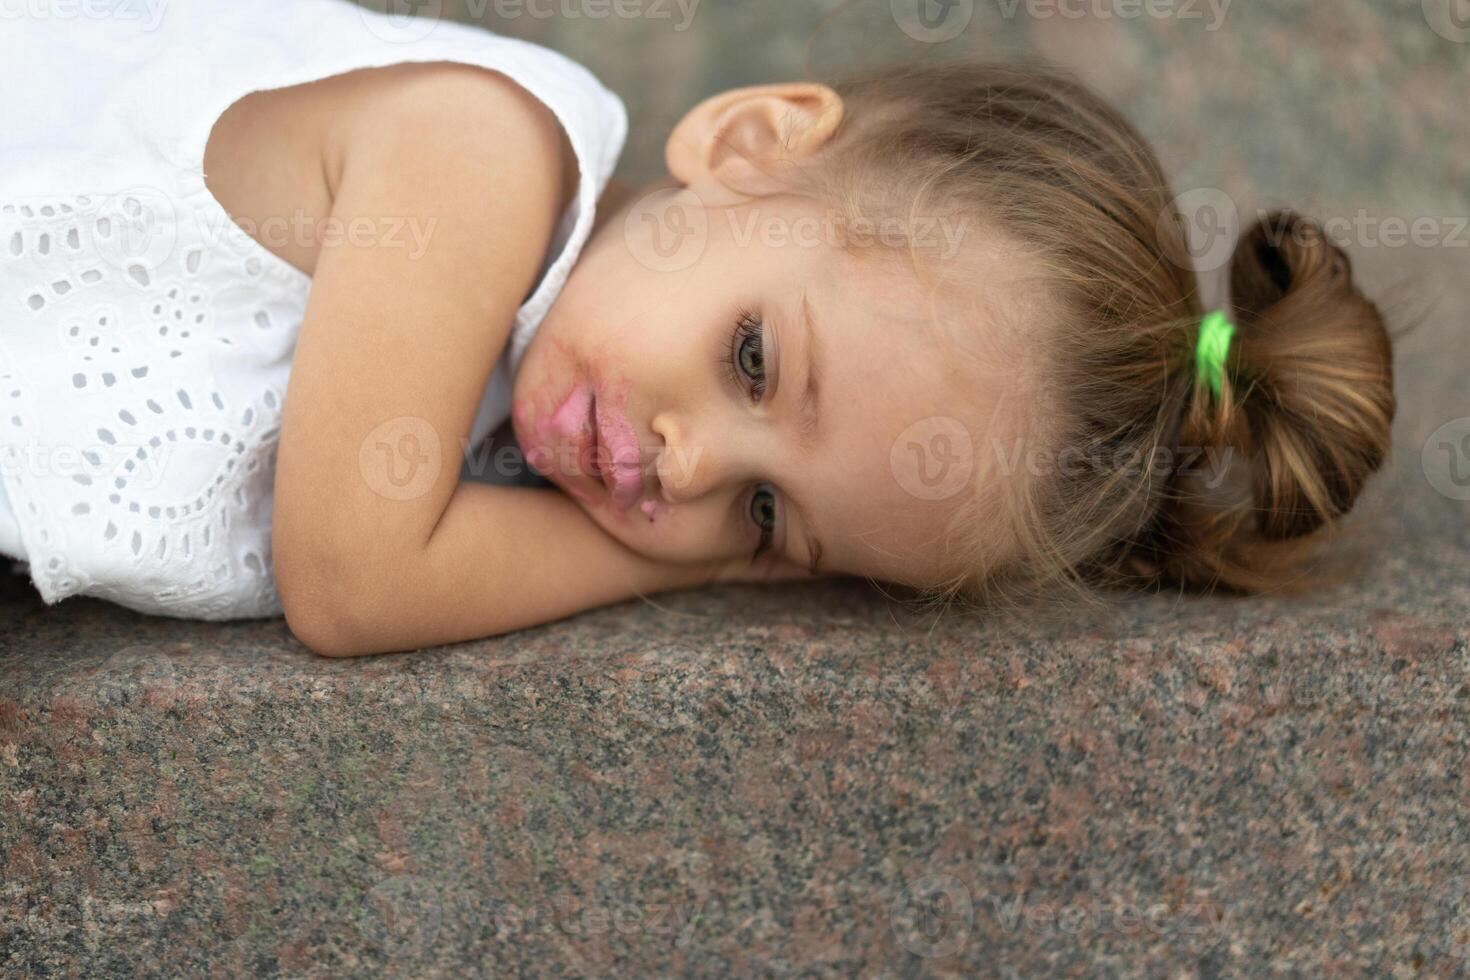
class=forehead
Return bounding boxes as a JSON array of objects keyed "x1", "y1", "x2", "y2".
[{"x1": 793, "y1": 242, "x2": 1035, "y2": 585}]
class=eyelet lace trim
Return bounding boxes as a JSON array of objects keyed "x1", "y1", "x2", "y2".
[{"x1": 1, "y1": 189, "x2": 310, "y2": 620}]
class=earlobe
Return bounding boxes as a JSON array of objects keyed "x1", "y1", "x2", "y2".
[{"x1": 665, "y1": 83, "x2": 844, "y2": 202}]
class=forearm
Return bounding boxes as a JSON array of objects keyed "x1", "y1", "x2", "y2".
[{"x1": 318, "y1": 482, "x2": 714, "y2": 655}]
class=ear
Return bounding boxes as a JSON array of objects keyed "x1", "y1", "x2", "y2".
[{"x1": 665, "y1": 83, "x2": 844, "y2": 204}]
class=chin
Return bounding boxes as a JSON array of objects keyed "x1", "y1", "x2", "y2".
[{"x1": 583, "y1": 511, "x2": 703, "y2": 565}]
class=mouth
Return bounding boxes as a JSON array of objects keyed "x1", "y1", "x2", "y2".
[{"x1": 530, "y1": 375, "x2": 644, "y2": 511}]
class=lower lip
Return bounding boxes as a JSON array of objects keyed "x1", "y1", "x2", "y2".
[{"x1": 548, "y1": 384, "x2": 597, "y2": 480}]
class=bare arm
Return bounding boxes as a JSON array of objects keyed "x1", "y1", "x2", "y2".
[{"x1": 322, "y1": 482, "x2": 741, "y2": 656}]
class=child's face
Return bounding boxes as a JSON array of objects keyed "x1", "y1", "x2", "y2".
[{"x1": 511, "y1": 189, "x2": 1028, "y2": 588}]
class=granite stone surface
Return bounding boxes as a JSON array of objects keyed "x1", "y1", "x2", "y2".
[
  {"x1": 4, "y1": 521, "x2": 1470, "y2": 975},
  {"x1": 5, "y1": 0, "x2": 1470, "y2": 976}
]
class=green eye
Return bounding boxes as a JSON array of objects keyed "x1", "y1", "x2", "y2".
[
  {"x1": 749, "y1": 485, "x2": 778, "y2": 559},
  {"x1": 749, "y1": 486, "x2": 776, "y2": 532},
  {"x1": 738, "y1": 329, "x2": 764, "y2": 381},
  {"x1": 726, "y1": 310, "x2": 767, "y2": 400}
]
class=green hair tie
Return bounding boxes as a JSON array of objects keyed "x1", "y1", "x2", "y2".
[{"x1": 1195, "y1": 310, "x2": 1236, "y2": 399}]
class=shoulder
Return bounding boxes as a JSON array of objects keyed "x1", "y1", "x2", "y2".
[{"x1": 321, "y1": 61, "x2": 578, "y2": 230}]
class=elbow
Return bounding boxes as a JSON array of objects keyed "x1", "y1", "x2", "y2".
[
  {"x1": 274, "y1": 539, "x2": 374, "y2": 658},
  {"x1": 284, "y1": 603, "x2": 361, "y2": 658},
  {"x1": 279, "y1": 578, "x2": 366, "y2": 658}
]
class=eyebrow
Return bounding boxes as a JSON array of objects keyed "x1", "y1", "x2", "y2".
[
  {"x1": 796, "y1": 292, "x2": 823, "y2": 453},
  {"x1": 791, "y1": 291, "x2": 825, "y2": 576}
]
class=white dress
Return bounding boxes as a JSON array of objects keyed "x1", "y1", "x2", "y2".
[{"x1": 0, "y1": 0, "x2": 627, "y2": 619}]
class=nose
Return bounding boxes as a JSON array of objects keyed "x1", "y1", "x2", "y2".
[{"x1": 650, "y1": 410, "x2": 740, "y2": 505}]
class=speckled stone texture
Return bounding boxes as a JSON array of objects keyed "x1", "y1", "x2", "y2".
[{"x1": 5, "y1": 0, "x2": 1470, "y2": 975}]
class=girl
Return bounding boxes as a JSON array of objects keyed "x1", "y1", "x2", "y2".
[{"x1": 0, "y1": 0, "x2": 1396, "y2": 656}]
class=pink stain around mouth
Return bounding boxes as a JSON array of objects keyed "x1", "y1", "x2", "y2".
[{"x1": 547, "y1": 383, "x2": 594, "y2": 443}]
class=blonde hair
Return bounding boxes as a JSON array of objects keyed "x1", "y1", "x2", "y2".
[{"x1": 791, "y1": 61, "x2": 1396, "y2": 611}]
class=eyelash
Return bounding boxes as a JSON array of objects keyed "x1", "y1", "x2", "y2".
[
  {"x1": 720, "y1": 307, "x2": 768, "y2": 402},
  {"x1": 719, "y1": 307, "x2": 777, "y2": 559}
]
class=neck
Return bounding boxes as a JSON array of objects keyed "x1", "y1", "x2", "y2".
[{"x1": 590, "y1": 174, "x2": 679, "y2": 239}]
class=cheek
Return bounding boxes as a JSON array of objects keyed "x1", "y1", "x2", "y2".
[{"x1": 584, "y1": 500, "x2": 739, "y2": 564}]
